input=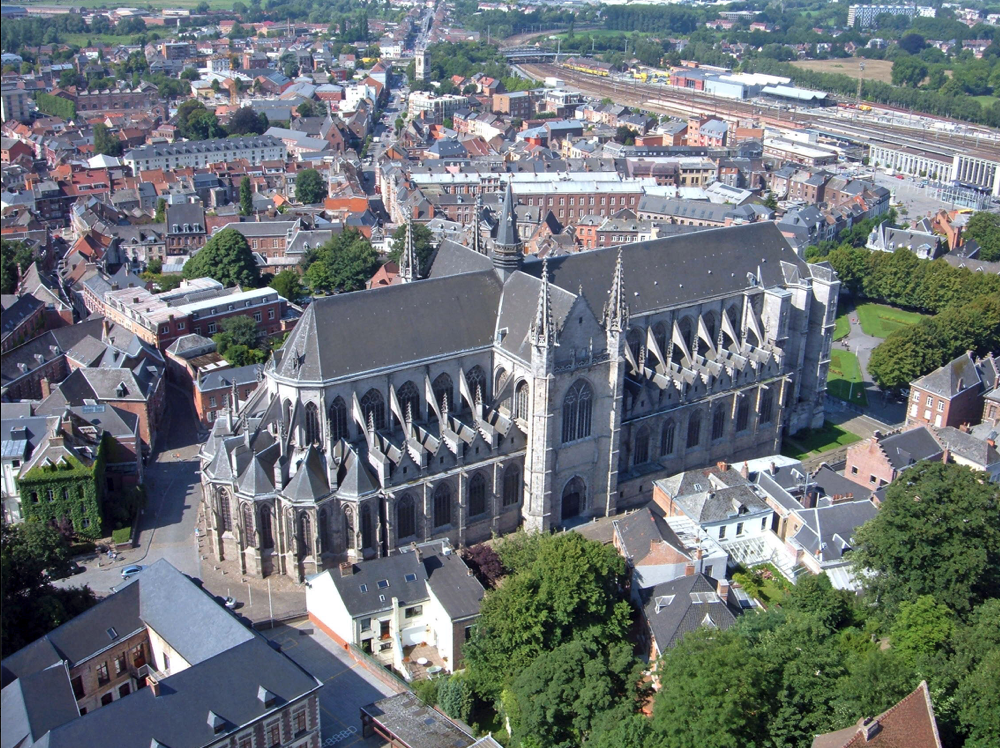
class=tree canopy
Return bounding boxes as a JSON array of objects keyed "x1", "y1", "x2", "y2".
[
  {"x1": 212, "y1": 314, "x2": 268, "y2": 366},
  {"x1": 1, "y1": 522, "x2": 97, "y2": 657},
  {"x1": 93, "y1": 123, "x2": 122, "y2": 157},
  {"x1": 964, "y1": 211, "x2": 1000, "y2": 263},
  {"x1": 183, "y1": 227, "x2": 260, "y2": 288},
  {"x1": 295, "y1": 168, "x2": 326, "y2": 205},
  {"x1": 269, "y1": 269, "x2": 304, "y2": 303},
  {"x1": 239, "y1": 176, "x2": 253, "y2": 217},
  {"x1": 852, "y1": 461, "x2": 1000, "y2": 618},
  {"x1": 302, "y1": 228, "x2": 379, "y2": 294},
  {"x1": 1, "y1": 239, "x2": 34, "y2": 294}
]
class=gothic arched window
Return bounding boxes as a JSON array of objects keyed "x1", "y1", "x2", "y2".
[
  {"x1": 562, "y1": 380, "x2": 593, "y2": 443},
  {"x1": 318, "y1": 509, "x2": 328, "y2": 553},
  {"x1": 242, "y1": 503, "x2": 256, "y2": 548},
  {"x1": 360, "y1": 389, "x2": 385, "y2": 430},
  {"x1": 626, "y1": 328, "x2": 643, "y2": 366},
  {"x1": 432, "y1": 373, "x2": 453, "y2": 415},
  {"x1": 259, "y1": 505, "x2": 274, "y2": 548},
  {"x1": 304, "y1": 401, "x2": 321, "y2": 446},
  {"x1": 329, "y1": 397, "x2": 348, "y2": 441},
  {"x1": 468, "y1": 473, "x2": 488, "y2": 517},
  {"x1": 661, "y1": 420, "x2": 675, "y2": 456},
  {"x1": 760, "y1": 389, "x2": 775, "y2": 424},
  {"x1": 687, "y1": 413, "x2": 701, "y2": 449},
  {"x1": 396, "y1": 381, "x2": 420, "y2": 426},
  {"x1": 467, "y1": 366, "x2": 487, "y2": 408},
  {"x1": 502, "y1": 466, "x2": 521, "y2": 507},
  {"x1": 397, "y1": 494, "x2": 417, "y2": 539},
  {"x1": 633, "y1": 425, "x2": 650, "y2": 466},
  {"x1": 652, "y1": 322, "x2": 668, "y2": 361},
  {"x1": 736, "y1": 398, "x2": 750, "y2": 432},
  {"x1": 344, "y1": 506, "x2": 355, "y2": 550},
  {"x1": 219, "y1": 489, "x2": 233, "y2": 532},
  {"x1": 513, "y1": 381, "x2": 530, "y2": 421},
  {"x1": 361, "y1": 504, "x2": 374, "y2": 549},
  {"x1": 298, "y1": 513, "x2": 312, "y2": 556},
  {"x1": 712, "y1": 406, "x2": 726, "y2": 441},
  {"x1": 433, "y1": 483, "x2": 452, "y2": 528}
]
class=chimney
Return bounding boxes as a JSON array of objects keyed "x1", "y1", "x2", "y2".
[
  {"x1": 942, "y1": 447, "x2": 950, "y2": 464},
  {"x1": 411, "y1": 541, "x2": 421, "y2": 561},
  {"x1": 684, "y1": 562, "x2": 695, "y2": 576},
  {"x1": 769, "y1": 461, "x2": 777, "y2": 475},
  {"x1": 149, "y1": 676, "x2": 161, "y2": 697},
  {"x1": 740, "y1": 461, "x2": 749, "y2": 479},
  {"x1": 716, "y1": 460, "x2": 729, "y2": 472},
  {"x1": 858, "y1": 717, "x2": 881, "y2": 741},
  {"x1": 339, "y1": 561, "x2": 354, "y2": 577},
  {"x1": 40, "y1": 377, "x2": 51, "y2": 398},
  {"x1": 717, "y1": 579, "x2": 729, "y2": 604}
]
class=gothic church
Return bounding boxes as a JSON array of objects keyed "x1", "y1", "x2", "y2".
[{"x1": 200, "y1": 184, "x2": 839, "y2": 580}]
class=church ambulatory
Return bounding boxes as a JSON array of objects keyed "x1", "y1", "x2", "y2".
[{"x1": 199, "y1": 183, "x2": 838, "y2": 582}]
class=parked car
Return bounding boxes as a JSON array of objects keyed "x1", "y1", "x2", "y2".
[{"x1": 121, "y1": 565, "x2": 143, "y2": 579}]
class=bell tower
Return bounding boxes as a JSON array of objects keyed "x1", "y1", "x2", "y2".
[{"x1": 492, "y1": 181, "x2": 523, "y2": 279}]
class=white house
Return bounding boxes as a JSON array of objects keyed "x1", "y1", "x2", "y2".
[
  {"x1": 612, "y1": 506, "x2": 728, "y2": 598},
  {"x1": 306, "y1": 541, "x2": 483, "y2": 677}
]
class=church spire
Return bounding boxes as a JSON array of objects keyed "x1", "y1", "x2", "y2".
[
  {"x1": 530, "y1": 257, "x2": 556, "y2": 348},
  {"x1": 492, "y1": 181, "x2": 523, "y2": 277},
  {"x1": 399, "y1": 217, "x2": 419, "y2": 283},
  {"x1": 471, "y1": 193, "x2": 485, "y2": 255},
  {"x1": 603, "y1": 249, "x2": 629, "y2": 334}
]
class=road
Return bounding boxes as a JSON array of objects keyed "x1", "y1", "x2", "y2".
[
  {"x1": 264, "y1": 622, "x2": 398, "y2": 748},
  {"x1": 55, "y1": 387, "x2": 203, "y2": 596}
]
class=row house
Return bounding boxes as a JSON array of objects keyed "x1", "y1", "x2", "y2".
[{"x1": 101, "y1": 279, "x2": 292, "y2": 351}]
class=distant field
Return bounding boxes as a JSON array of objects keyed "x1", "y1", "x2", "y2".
[{"x1": 791, "y1": 58, "x2": 894, "y2": 84}]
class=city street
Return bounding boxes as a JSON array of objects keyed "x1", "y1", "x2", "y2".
[
  {"x1": 264, "y1": 621, "x2": 398, "y2": 748},
  {"x1": 54, "y1": 387, "x2": 203, "y2": 596}
]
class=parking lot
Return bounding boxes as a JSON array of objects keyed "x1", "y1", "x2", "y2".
[{"x1": 263, "y1": 621, "x2": 398, "y2": 748}]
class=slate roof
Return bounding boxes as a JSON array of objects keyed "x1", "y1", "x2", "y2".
[
  {"x1": 640, "y1": 573, "x2": 738, "y2": 651},
  {"x1": 791, "y1": 498, "x2": 878, "y2": 564},
  {"x1": 1, "y1": 664, "x2": 80, "y2": 748},
  {"x1": 933, "y1": 426, "x2": 1000, "y2": 469},
  {"x1": 283, "y1": 445, "x2": 329, "y2": 501},
  {"x1": 522, "y1": 223, "x2": 805, "y2": 317},
  {"x1": 426, "y1": 240, "x2": 493, "y2": 279},
  {"x1": 273, "y1": 270, "x2": 502, "y2": 382},
  {"x1": 879, "y1": 427, "x2": 943, "y2": 471},
  {"x1": 423, "y1": 550, "x2": 485, "y2": 620},
  {"x1": 1, "y1": 293, "x2": 44, "y2": 340},
  {"x1": 198, "y1": 363, "x2": 263, "y2": 392},
  {"x1": 1, "y1": 319, "x2": 106, "y2": 389},
  {"x1": 329, "y1": 550, "x2": 427, "y2": 617},
  {"x1": 613, "y1": 506, "x2": 688, "y2": 566},
  {"x1": 911, "y1": 352, "x2": 982, "y2": 398}
]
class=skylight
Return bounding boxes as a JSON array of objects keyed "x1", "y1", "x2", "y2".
[
  {"x1": 404, "y1": 573, "x2": 417, "y2": 583},
  {"x1": 377, "y1": 579, "x2": 390, "y2": 589},
  {"x1": 106, "y1": 627, "x2": 118, "y2": 640},
  {"x1": 359, "y1": 584, "x2": 368, "y2": 593}
]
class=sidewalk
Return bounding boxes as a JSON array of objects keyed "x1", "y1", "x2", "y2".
[{"x1": 195, "y1": 509, "x2": 307, "y2": 624}]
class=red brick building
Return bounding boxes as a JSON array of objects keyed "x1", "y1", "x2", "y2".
[
  {"x1": 844, "y1": 427, "x2": 943, "y2": 490},
  {"x1": 906, "y1": 352, "x2": 998, "y2": 430}
]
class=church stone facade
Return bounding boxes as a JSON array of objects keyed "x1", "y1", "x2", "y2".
[{"x1": 199, "y1": 185, "x2": 839, "y2": 581}]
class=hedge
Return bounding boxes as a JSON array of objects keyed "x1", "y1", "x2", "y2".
[{"x1": 35, "y1": 92, "x2": 76, "y2": 120}]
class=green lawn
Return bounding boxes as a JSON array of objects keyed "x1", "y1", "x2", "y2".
[
  {"x1": 827, "y1": 349, "x2": 868, "y2": 407},
  {"x1": 782, "y1": 421, "x2": 863, "y2": 460},
  {"x1": 855, "y1": 303, "x2": 929, "y2": 339},
  {"x1": 62, "y1": 32, "x2": 169, "y2": 47},
  {"x1": 833, "y1": 310, "x2": 851, "y2": 341}
]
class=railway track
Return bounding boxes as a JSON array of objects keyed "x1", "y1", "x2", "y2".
[{"x1": 519, "y1": 62, "x2": 999, "y2": 158}]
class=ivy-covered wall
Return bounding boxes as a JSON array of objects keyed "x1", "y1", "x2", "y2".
[{"x1": 18, "y1": 438, "x2": 107, "y2": 539}]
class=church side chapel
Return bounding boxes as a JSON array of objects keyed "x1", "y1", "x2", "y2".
[{"x1": 199, "y1": 183, "x2": 839, "y2": 581}]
